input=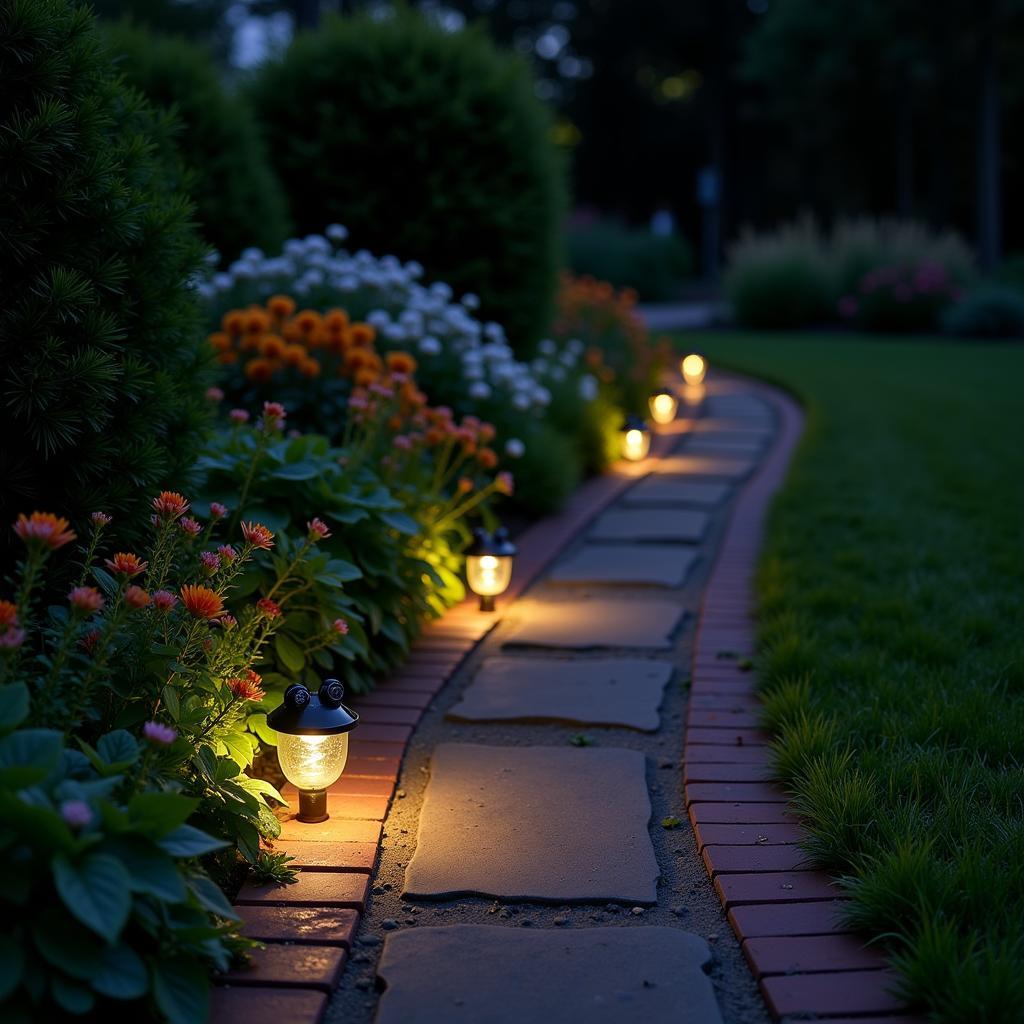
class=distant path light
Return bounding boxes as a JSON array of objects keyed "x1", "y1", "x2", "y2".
[
  {"x1": 465, "y1": 527, "x2": 517, "y2": 612},
  {"x1": 649, "y1": 390, "x2": 679, "y2": 425},
  {"x1": 620, "y1": 415, "x2": 652, "y2": 462},
  {"x1": 681, "y1": 353, "x2": 707, "y2": 386}
]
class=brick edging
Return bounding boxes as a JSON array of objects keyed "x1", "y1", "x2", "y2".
[
  {"x1": 211, "y1": 420, "x2": 689, "y2": 1022},
  {"x1": 685, "y1": 379, "x2": 921, "y2": 1023}
]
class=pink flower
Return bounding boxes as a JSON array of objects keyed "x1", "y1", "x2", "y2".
[
  {"x1": 348, "y1": 395, "x2": 369, "y2": 411},
  {"x1": 217, "y1": 545, "x2": 236, "y2": 564},
  {"x1": 90, "y1": 511, "x2": 112, "y2": 528},
  {"x1": 229, "y1": 408, "x2": 250, "y2": 425},
  {"x1": 209, "y1": 502, "x2": 228, "y2": 521},
  {"x1": 60, "y1": 800, "x2": 92, "y2": 829},
  {"x1": 179, "y1": 517, "x2": 202, "y2": 538},
  {"x1": 152, "y1": 491, "x2": 190, "y2": 521},
  {"x1": 261, "y1": 401, "x2": 287, "y2": 431},
  {"x1": 151, "y1": 590, "x2": 177, "y2": 613},
  {"x1": 124, "y1": 585, "x2": 150, "y2": 609},
  {"x1": 495, "y1": 471, "x2": 515, "y2": 496},
  {"x1": 333, "y1": 618, "x2": 349, "y2": 635},
  {"x1": 217, "y1": 613, "x2": 237, "y2": 631},
  {"x1": 68, "y1": 586, "x2": 104, "y2": 614},
  {"x1": 143, "y1": 721, "x2": 177, "y2": 746},
  {"x1": 205, "y1": 386, "x2": 225, "y2": 402},
  {"x1": 307, "y1": 517, "x2": 331, "y2": 541},
  {"x1": 393, "y1": 435, "x2": 412, "y2": 451},
  {"x1": 837, "y1": 296, "x2": 858, "y2": 320},
  {"x1": 0, "y1": 628, "x2": 26, "y2": 650},
  {"x1": 199, "y1": 551, "x2": 220, "y2": 576}
]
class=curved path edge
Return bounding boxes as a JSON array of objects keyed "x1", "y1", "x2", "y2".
[{"x1": 687, "y1": 378, "x2": 922, "y2": 1023}]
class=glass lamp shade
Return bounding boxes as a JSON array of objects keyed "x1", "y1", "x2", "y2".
[
  {"x1": 681, "y1": 353, "x2": 707, "y2": 386},
  {"x1": 648, "y1": 391, "x2": 679, "y2": 425},
  {"x1": 277, "y1": 732, "x2": 349, "y2": 792},
  {"x1": 621, "y1": 427, "x2": 651, "y2": 461},
  {"x1": 466, "y1": 553, "x2": 513, "y2": 598}
]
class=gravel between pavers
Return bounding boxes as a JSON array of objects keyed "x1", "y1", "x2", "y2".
[{"x1": 325, "y1": 434, "x2": 772, "y2": 1024}]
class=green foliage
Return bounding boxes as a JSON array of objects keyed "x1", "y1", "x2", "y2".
[
  {"x1": 0, "y1": 0, "x2": 211, "y2": 568},
  {"x1": 249, "y1": 849, "x2": 297, "y2": 886},
  {"x1": 249, "y1": 10, "x2": 566, "y2": 351},
  {"x1": 696, "y1": 330, "x2": 1024, "y2": 1023},
  {"x1": 942, "y1": 284, "x2": 1024, "y2": 339},
  {"x1": 566, "y1": 219, "x2": 693, "y2": 301},
  {"x1": 724, "y1": 217, "x2": 832, "y2": 328},
  {"x1": 104, "y1": 22, "x2": 289, "y2": 261}
]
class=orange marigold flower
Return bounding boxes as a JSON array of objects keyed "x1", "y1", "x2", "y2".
[
  {"x1": 124, "y1": 585, "x2": 150, "y2": 609},
  {"x1": 227, "y1": 669, "x2": 265, "y2": 702},
  {"x1": 477, "y1": 447, "x2": 498, "y2": 470},
  {"x1": 105, "y1": 551, "x2": 148, "y2": 578},
  {"x1": 13, "y1": 512, "x2": 76, "y2": 551},
  {"x1": 222, "y1": 310, "x2": 246, "y2": 335},
  {"x1": 283, "y1": 343, "x2": 306, "y2": 368},
  {"x1": 386, "y1": 351, "x2": 417, "y2": 375},
  {"x1": 354, "y1": 368, "x2": 378, "y2": 389},
  {"x1": 295, "y1": 310, "x2": 323, "y2": 334},
  {"x1": 244, "y1": 308, "x2": 270, "y2": 334},
  {"x1": 478, "y1": 422, "x2": 496, "y2": 443},
  {"x1": 425, "y1": 427, "x2": 445, "y2": 446},
  {"x1": 208, "y1": 332, "x2": 232, "y2": 353},
  {"x1": 259, "y1": 335, "x2": 286, "y2": 360},
  {"x1": 180, "y1": 584, "x2": 224, "y2": 619},
  {"x1": 324, "y1": 309, "x2": 349, "y2": 331},
  {"x1": 0, "y1": 600, "x2": 17, "y2": 628},
  {"x1": 68, "y1": 586, "x2": 104, "y2": 614},
  {"x1": 348, "y1": 323, "x2": 375, "y2": 347},
  {"x1": 299, "y1": 357, "x2": 322, "y2": 378},
  {"x1": 238, "y1": 334, "x2": 260, "y2": 354},
  {"x1": 216, "y1": 351, "x2": 238, "y2": 365},
  {"x1": 153, "y1": 491, "x2": 190, "y2": 521},
  {"x1": 245, "y1": 358, "x2": 276, "y2": 383},
  {"x1": 241, "y1": 521, "x2": 275, "y2": 550},
  {"x1": 268, "y1": 295, "x2": 296, "y2": 319},
  {"x1": 256, "y1": 596, "x2": 281, "y2": 619},
  {"x1": 457, "y1": 477, "x2": 474, "y2": 494}
]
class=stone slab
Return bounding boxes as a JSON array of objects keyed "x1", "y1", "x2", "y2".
[
  {"x1": 624, "y1": 477, "x2": 732, "y2": 508},
  {"x1": 589, "y1": 508, "x2": 709, "y2": 543},
  {"x1": 404, "y1": 744, "x2": 659, "y2": 903},
  {"x1": 237, "y1": 905, "x2": 359, "y2": 947},
  {"x1": 684, "y1": 437, "x2": 766, "y2": 455},
  {"x1": 691, "y1": 418, "x2": 773, "y2": 436},
  {"x1": 219, "y1": 943, "x2": 346, "y2": 992},
  {"x1": 656, "y1": 454, "x2": 755, "y2": 479},
  {"x1": 376, "y1": 925, "x2": 722, "y2": 1024},
  {"x1": 447, "y1": 657, "x2": 672, "y2": 731},
  {"x1": 210, "y1": 988, "x2": 326, "y2": 1024},
  {"x1": 501, "y1": 598, "x2": 685, "y2": 650},
  {"x1": 549, "y1": 543, "x2": 698, "y2": 586}
]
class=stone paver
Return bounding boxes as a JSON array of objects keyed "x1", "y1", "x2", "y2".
[
  {"x1": 589, "y1": 508, "x2": 709, "y2": 543},
  {"x1": 375, "y1": 925, "x2": 722, "y2": 1024},
  {"x1": 624, "y1": 476, "x2": 732, "y2": 508},
  {"x1": 684, "y1": 437, "x2": 765, "y2": 455},
  {"x1": 549, "y1": 543, "x2": 698, "y2": 586},
  {"x1": 656, "y1": 454, "x2": 756, "y2": 479},
  {"x1": 501, "y1": 598, "x2": 684, "y2": 650},
  {"x1": 404, "y1": 744, "x2": 659, "y2": 903},
  {"x1": 447, "y1": 656, "x2": 672, "y2": 731}
]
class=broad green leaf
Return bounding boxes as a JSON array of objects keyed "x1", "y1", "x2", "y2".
[
  {"x1": 152, "y1": 958, "x2": 209, "y2": 1024},
  {"x1": 51, "y1": 974, "x2": 95, "y2": 1014},
  {"x1": 381, "y1": 510, "x2": 420, "y2": 535},
  {"x1": 274, "y1": 633, "x2": 305, "y2": 673},
  {"x1": 157, "y1": 824, "x2": 228, "y2": 858},
  {"x1": 105, "y1": 838, "x2": 186, "y2": 903},
  {"x1": 271, "y1": 460, "x2": 320, "y2": 480},
  {"x1": 325, "y1": 558, "x2": 362, "y2": 581},
  {"x1": 220, "y1": 731, "x2": 257, "y2": 769},
  {"x1": 91, "y1": 566, "x2": 119, "y2": 596},
  {"x1": 32, "y1": 910, "x2": 102, "y2": 979},
  {"x1": 189, "y1": 874, "x2": 238, "y2": 919},
  {"x1": 92, "y1": 943, "x2": 149, "y2": 1000},
  {"x1": 96, "y1": 729, "x2": 139, "y2": 768},
  {"x1": 53, "y1": 853, "x2": 131, "y2": 940},
  {"x1": 127, "y1": 792, "x2": 198, "y2": 838},
  {"x1": 248, "y1": 713, "x2": 278, "y2": 746},
  {"x1": 0, "y1": 729, "x2": 63, "y2": 787},
  {"x1": 235, "y1": 775, "x2": 285, "y2": 805},
  {"x1": 0, "y1": 933, "x2": 24, "y2": 999},
  {"x1": 0, "y1": 682, "x2": 30, "y2": 734}
]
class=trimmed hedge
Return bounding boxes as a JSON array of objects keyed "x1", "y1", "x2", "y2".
[
  {"x1": 250, "y1": 11, "x2": 566, "y2": 352},
  {"x1": 104, "y1": 22, "x2": 289, "y2": 260}
]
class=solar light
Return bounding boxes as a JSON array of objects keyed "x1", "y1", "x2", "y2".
[
  {"x1": 681, "y1": 352, "x2": 707, "y2": 386},
  {"x1": 267, "y1": 679, "x2": 359, "y2": 823},
  {"x1": 465, "y1": 526, "x2": 516, "y2": 612},
  {"x1": 620, "y1": 415, "x2": 651, "y2": 461},
  {"x1": 648, "y1": 390, "x2": 679, "y2": 425}
]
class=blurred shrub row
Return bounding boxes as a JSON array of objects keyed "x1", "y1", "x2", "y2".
[{"x1": 725, "y1": 216, "x2": 1024, "y2": 338}]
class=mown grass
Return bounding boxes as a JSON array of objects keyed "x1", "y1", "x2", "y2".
[{"x1": 688, "y1": 332, "x2": 1024, "y2": 1023}]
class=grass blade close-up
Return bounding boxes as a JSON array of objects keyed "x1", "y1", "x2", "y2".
[{"x1": 693, "y1": 332, "x2": 1024, "y2": 1023}]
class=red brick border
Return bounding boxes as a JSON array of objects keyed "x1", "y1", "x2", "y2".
[
  {"x1": 686, "y1": 380, "x2": 924, "y2": 1023},
  {"x1": 211, "y1": 421, "x2": 687, "y2": 1022}
]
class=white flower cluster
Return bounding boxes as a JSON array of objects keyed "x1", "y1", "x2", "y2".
[{"x1": 197, "y1": 227, "x2": 599, "y2": 417}]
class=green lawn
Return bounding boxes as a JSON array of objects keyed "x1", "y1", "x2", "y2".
[{"x1": 690, "y1": 333, "x2": 1024, "y2": 1023}]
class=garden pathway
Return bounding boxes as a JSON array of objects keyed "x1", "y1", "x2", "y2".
[{"x1": 212, "y1": 372, "x2": 920, "y2": 1024}]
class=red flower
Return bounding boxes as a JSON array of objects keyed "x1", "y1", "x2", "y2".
[
  {"x1": 68, "y1": 586, "x2": 104, "y2": 614},
  {"x1": 333, "y1": 618, "x2": 349, "y2": 635},
  {"x1": 307, "y1": 517, "x2": 331, "y2": 541},
  {"x1": 152, "y1": 491, "x2": 190, "y2": 521},
  {"x1": 256, "y1": 597, "x2": 281, "y2": 619},
  {"x1": 79, "y1": 629, "x2": 101, "y2": 654},
  {"x1": 0, "y1": 601, "x2": 18, "y2": 628},
  {"x1": 13, "y1": 512, "x2": 76, "y2": 551},
  {"x1": 261, "y1": 401, "x2": 287, "y2": 431},
  {"x1": 205, "y1": 386, "x2": 225, "y2": 402},
  {"x1": 227, "y1": 670, "x2": 265, "y2": 702},
  {"x1": 241, "y1": 522, "x2": 275, "y2": 550},
  {"x1": 124, "y1": 585, "x2": 150, "y2": 609},
  {"x1": 180, "y1": 585, "x2": 224, "y2": 619},
  {"x1": 477, "y1": 448, "x2": 498, "y2": 470},
  {"x1": 104, "y1": 552, "x2": 148, "y2": 578},
  {"x1": 457, "y1": 477, "x2": 474, "y2": 494},
  {"x1": 229, "y1": 408, "x2": 250, "y2": 424}
]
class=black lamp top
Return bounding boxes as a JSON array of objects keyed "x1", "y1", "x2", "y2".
[
  {"x1": 622, "y1": 413, "x2": 648, "y2": 432},
  {"x1": 466, "y1": 525, "x2": 517, "y2": 558},
  {"x1": 267, "y1": 679, "x2": 359, "y2": 736}
]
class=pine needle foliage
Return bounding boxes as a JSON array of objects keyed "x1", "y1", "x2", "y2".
[{"x1": 0, "y1": 0, "x2": 211, "y2": 568}]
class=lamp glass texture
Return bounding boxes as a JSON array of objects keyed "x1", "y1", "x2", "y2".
[
  {"x1": 648, "y1": 391, "x2": 679, "y2": 425},
  {"x1": 278, "y1": 732, "x2": 349, "y2": 792},
  {"x1": 681, "y1": 353, "x2": 707, "y2": 386},
  {"x1": 621, "y1": 423, "x2": 651, "y2": 461},
  {"x1": 465, "y1": 527, "x2": 516, "y2": 611}
]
